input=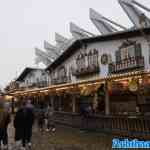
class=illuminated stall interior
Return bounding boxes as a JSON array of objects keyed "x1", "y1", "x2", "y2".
[{"x1": 10, "y1": 70, "x2": 150, "y2": 115}]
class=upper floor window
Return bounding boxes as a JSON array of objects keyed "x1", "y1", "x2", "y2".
[
  {"x1": 116, "y1": 41, "x2": 142, "y2": 62},
  {"x1": 68, "y1": 66, "x2": 72, "y2": 81},
  {"x1": 88, "y1": 49, "x2": 98, "y2": 67},
  {"x1": 36, "y1": 78, "x2": 39, "y2": 83},
  {"x1": 51, "y1": 71, "x2": 56, "y2": 79},
  {"x1": 120, "y1": 45, "x2": 135, "y2": 60},
  {"x1": 76, "y1": 53, "x2": 86, "y2": 70},
  {"x1": 58, "y1": 66, "x2": 66, "y2": 78}
]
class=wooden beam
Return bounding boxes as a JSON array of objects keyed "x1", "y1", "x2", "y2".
[{"x1": 105, "y1": 81, "x2": 110, "y2": 115}]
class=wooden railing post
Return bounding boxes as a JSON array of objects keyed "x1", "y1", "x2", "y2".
[
  {"x1": 105, "y1": 81, "x2": 110, "y2": 115},
  {"x1": 11, "y1": 97, "x2": 15, "y2": 114},
  {"x1": 58, "y1": 96, "x2": 62, "y2": 111},
  {"x1": 51, "y1": 96, "x2": 54, "y2": 108},
  {"x1": 72, "y1": 96, "x2": 76, "y2": 113}
]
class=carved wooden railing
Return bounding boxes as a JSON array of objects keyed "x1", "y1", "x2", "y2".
[
  {"x1": 35, "y1": 81, "x2": 49, "y2": 87},
  {"x1": 51, "y1": 76, "x2": 71, "y2": 85},
  {"x1": 109, "y1": 56, "x2": 144, "y2": 74},
  {"x1": 72, "y1": 65, "x2": 100, "y2": 77},
  {"x1": 53, "y1": 111, "x2": 150, "y2": 139}
]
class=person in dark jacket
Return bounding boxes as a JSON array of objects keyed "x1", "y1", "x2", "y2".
[
  {"x1": 0, "y1": 96, "x2": 11, "y2": 150},
  {"x1": 14, "y1": 101, "x2": 34, "y2": 150},
  {"x1": 37, "y1": 103, "x2": 45, "y2": 132},
  {"x1": 3, "y1": 102, "x2": 11, "y2": 150},
  {"x1": 25, "y1": 100, "x2": 34, "y2": 148}
]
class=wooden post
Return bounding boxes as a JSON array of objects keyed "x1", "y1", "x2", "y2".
[
  {"x1": 58, "y1": 96, "x2": 62, "y2": 111},
  {"x1": 136, "y1": 78, "x2": 141, "y2": 112},
  {"x1": 51, "y1": 96, "x2": 54, "y2": 108},
  {"x1": 72, "y1": 96, "x2": 76, "y2": 113},
  {"x1": 105, "y1": 81, "x2": 110, "y2": 115},
  {"x1": 11, "y1": 97, "x2": 15, "y2": 114}
]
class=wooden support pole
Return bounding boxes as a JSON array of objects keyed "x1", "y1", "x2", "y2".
[
  {"x1": 72, "y1": 96, "x2": 76, "y2": 113},
  {"x1": 11, "y1": 97, "x2": 15, "y2": 114},
  {"x1": 58, "y1": 96, "x2": 62, "y2": 111},
  {"x1": 105, "y1": 81, "x2": 110, "y2": 115},
  {"x1": 50, "y1": 96, "x2": 54, "y2": 108}
]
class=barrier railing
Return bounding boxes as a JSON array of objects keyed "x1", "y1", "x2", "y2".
[{"x1": 53, "y1": 111, "x2": 150, "y2": 139}]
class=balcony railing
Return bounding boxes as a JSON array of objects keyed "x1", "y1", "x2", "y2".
[
  {"x1": 72, "y1": 65, "x2": 100, "y2": 77},
  {"x1": 109, "y1": 56, "x2": 144, "y2": 74},
  {"x1": 19, "y1": 81, "x2": 49, "y2": 89},
  {"x1": 51, "y1": 76, "x2": 71, "y2": 85},
  {"x1": 36, "y1": 81, "x2": 49, "y2": 88}
]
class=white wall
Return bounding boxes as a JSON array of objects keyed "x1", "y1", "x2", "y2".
[
  {"x1": 19, "y1": 70, "x2": 50, "y2": 87},
  {"x1": 50, "y1": 36, "x2": 150, "y2": 83}
]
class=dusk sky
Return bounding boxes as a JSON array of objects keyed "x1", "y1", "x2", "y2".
[{"x1": 0, "y1": 0, "x2": 149, "y2": 88}]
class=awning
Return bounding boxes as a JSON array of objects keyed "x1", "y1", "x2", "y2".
[
  {"x1": 80, "y1": 84, "x2": 101, "y2": 96},
  {"x1": 4, "y1": 95, "x2": 13, "y2": 101}
]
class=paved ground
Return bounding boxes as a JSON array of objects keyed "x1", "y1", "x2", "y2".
[
  {"x1": 32, "y1": 125, "x2": 112, "y2": 150},
  {"x1": 7, "y1": 121, "x2": 112, "y2": 150}
]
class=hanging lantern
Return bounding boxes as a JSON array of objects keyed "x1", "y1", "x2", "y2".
[
  {"x1": 101, "y1": 54, "x2": 109, "y2": 65},
  {"x1": 96, "y1": 83, "x2": 105, "y2": 97},
  {"x1": 80, "y1": 86, "x2": 87, "y2": 96},
  {"x1": 128, "y1": 79, "x2": 138, "y2": 92}
]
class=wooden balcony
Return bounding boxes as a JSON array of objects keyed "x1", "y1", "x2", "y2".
[
  {"x1": 53, "y1": 111, "x2": 150, "y2": 139},
  {"x1": 72, "y1": 65, "x2": 100, "y2": 77},
  {"x1": 35, "y1": 81, "x2": 49, "y2": 88},
  {"x1": 51, "y1": 76, "x2": 71, "y2": 85},
  {"x1": 18, "y1": 81, "x2": 49, "y2": 89},
  {"x1": 109, "y1": 56, "x2": 144, "y2": 74}
]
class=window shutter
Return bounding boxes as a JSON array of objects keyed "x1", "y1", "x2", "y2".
[
  {"x1": 115, "y1": 50, "x2": 121, "y2": 62},
  {"x1": 135, "y1": 43, "x2": 142, "y2": 57}
]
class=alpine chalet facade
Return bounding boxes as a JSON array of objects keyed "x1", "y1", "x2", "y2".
[{"x1": 7, "y1": 0, "x2": 150, "y2": 140}]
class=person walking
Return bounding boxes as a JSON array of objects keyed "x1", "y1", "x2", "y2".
[
  {"x1": 0, "y1": 96, "x2": 11, "y2": 150},
  {"x1": 45, "y1": 104, "x2": 55, "y2": 132},
  {"x1": 14, "y1": 101, "x2": 34, "y2": 150},
  {"x1": 25, "y1": 100, "x2": 34, "y2": 148},
  {"x1": 3, "y1": 102, "x2": 11, "y2": 150},
  {"x1": 37, "y1": 103, "x2": 45, "y2": 132}
]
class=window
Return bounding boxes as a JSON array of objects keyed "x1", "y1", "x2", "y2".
[
  {"x1": 118, "y1": 42, "x2": 142, "y2": 61},
  {"x1": 76, "y1": 53, "x2": 86, "y2": 70},
  {"x1": 128, "y1": 45, "x2": 135, "y2": 58},
  {"x1": 120, "y1": 47, "x2": 128, "y2": 60},
  {"x1": 120, "y1": 45, "x2": 135, "y2": 60},
  {"x1": 88, "y1": 49, "x2": 98, "y2": 67},
  {"x1": 26, "y1": 80, "x2": 28, "y2": 84},
  {"x1": 36, "y1": 78, "x2": 39, "y2": 83},
  {"x1": 58, "y1": 66, "x2": 66, "y2": 78},
  {"x1": 93, "y1": 49, "x2": 99, "y2": 66},
  {"x1": 88, "y1": 51, "x2": 92, "y2": 66}
]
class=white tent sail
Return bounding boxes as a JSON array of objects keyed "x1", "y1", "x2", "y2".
[
  {"x1": 44, "y1": 40, "x2": 60, "y2": 56},
  {"x1": 55, "y1": 32, "x2": 74, "y2": 52},
  {"x1": 118, "y1": 0, "x2": 150, "y2": 28},
  {"x1": 70, "y1": 22, "x2": 94, "y2": 39},
  {"x1": 90, "y1": 8, "x2": 127, "y2": 34},
  {"x1": 55, "y1": 33, "x2": 69, "y2": 49},
  {"x1": 35, "y1": 48, "x2": 53, "y2": 63},
  {"x1": 35, "y1": 56, "x2": 51, "y2": 66}
]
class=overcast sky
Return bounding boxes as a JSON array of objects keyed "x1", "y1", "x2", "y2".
[{"x1": 0, "y1": 0, "x2": 150, "y2": 88}]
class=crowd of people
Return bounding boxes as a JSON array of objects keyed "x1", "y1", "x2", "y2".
[
  {"x1": 0, "y1": 95, "x2": 55, "y2": 150},
  {"x1": 0, "y1": 93, "x2": 96, "y2": 150}
]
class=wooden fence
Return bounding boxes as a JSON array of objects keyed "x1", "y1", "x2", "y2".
[{"x1": 54, "y1": 111, "x2": 150, "y2": 140}]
